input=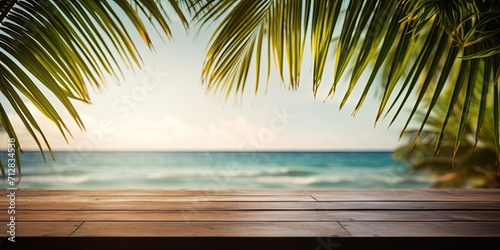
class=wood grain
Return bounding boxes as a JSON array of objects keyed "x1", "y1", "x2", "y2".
[
  {"x1": 5, "y1": 222, "x2": 83, "y2": 237},
  {"x1": 12, "y1": 195, "x2": 316, "y2": 202},
  {"x1": 14, "y1": 188, "x2": 500, "y2": 196},
  {"x1": 2, "y1": 201, "x2": 499, "y2": 211},
  {"x1": 2, "y1": 189, "x2": 499, "y2": 238},
  {"x1": 340, "y1": 222, "x2": 500, "y2": 237},
  {"x1": 71, "y1": 221, "x2": 351, "y2": 237},
  {"x1": 6, "y1": 210, "x2": 500, "y2": 222}
]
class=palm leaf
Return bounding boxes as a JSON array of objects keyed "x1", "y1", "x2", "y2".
[
  {"x1": 195, "y1": 0, "x2": 500, "y2": 161},
  {"x1": 394, "y1": 59, "x2": 499, "y2": 188},
  {"x1": 0, "y1": 0, "x2": 190, "y2": 179}
]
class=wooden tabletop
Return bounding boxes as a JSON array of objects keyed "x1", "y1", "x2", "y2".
[
  {"x1": 1, "y1": 188, "x2": 499, "y2": 239},
  {"x1": 0, "y1": 189, "x2": 500, "y2": 237}
]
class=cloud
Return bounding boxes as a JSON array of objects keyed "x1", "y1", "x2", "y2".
[
  {"x1": 161, "y1": 115, "x2": 204, "y2": 138},
  {"x1": 4, "y1": 103, "x2": 81, "y2": 151},
  {"x1": 4, "y1": 102, "x2": 398, "y2": 152}
]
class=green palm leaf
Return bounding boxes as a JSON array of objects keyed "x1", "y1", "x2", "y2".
[
  {"x1": 0, "y1": 0, "x2": 190, "y2": 180},
  {"x1": 195, "y1": 0, "x2": 500, "y2": 161},
  {"x1": 394, "y1": 73, "x2": 499, "y2": 188}
]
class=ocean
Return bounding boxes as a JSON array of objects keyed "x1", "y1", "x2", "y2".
[{"x1": 1, "y1": 151, "x2": 432, "y2": 189}]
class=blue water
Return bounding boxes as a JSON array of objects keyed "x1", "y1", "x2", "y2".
[{"x1": 1, "y1": 151, "x2": 432, "y2": 189}]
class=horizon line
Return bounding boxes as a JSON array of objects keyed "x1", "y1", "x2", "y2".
[{"x1": 15, "y1": 149, "x2": 394, "y2": 153}]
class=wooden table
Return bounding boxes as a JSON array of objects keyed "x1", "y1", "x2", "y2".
[{"x1": 1, "y1": 189, "x2": 499, "y2": 249}]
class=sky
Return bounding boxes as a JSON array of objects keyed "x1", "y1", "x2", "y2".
[{"x1": 2, "y1": 7, "x2": 412, "y2": 152}]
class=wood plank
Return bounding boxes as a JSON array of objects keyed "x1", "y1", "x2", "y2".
[
  {"x1": 6, "y1": 237, "x2": 500, "y2": 250},
  {"x1": 71, "y1": 221, "x2": 351, "y2": 237},
  {"x1": 9, "y1": 211, "x2": 500, "y2": 222},
  {"x1": 13, "y1": 195, "x2": 315, "y2": 202},
  {"x1": 13, "y1": 189, "x2": 500, "y2": 202},
  {"x1": 3, "y1": 222, "x2": 83, "y2": 237},
  {"x1": 340, "y1": 222, "x2": 500, "y2": 237},
  {"x1": 312, "y1": 189, "x2": 500, "y2": 202},
  {"x1": 2, "y1": 189, "x2": 500, "y2": 239},
  {"x1": 14, "y1": 189, "x2": 325, "y2": 197},
  {"x1": 3, "y1": 201, "x2": 500, "y2": 211},
  {"x1": 426, "y1": 211, "x2": 500, "y2": 221},
  {"x1": 15, "y1": 189, "x2": 312, "y2": 196}
]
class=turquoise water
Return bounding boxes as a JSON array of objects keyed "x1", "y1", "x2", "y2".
[{"x1": 1, "y1": 151, "x2": 432, "y2": 189}]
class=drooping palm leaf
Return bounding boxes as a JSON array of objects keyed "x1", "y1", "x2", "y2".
[
  {"x1": 0, "y1": 0, "x2": 190, "y2": 180},
  {"x1": 194, "y1": 0, "x2": 500, "y2": 159},
  {"x1": 394, "y1": 76, "x2": 499, "y2": 188}
]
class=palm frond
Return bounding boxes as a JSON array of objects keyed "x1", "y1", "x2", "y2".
[
  {"x1": 394, "y1": 64, "x2": 499, "y2": 188},
  {"x1": 195, "y1": 0, "x2": 500, "y2": 158},
  {"x1": 0, "y1": 0, "x2": 190, "y2": 180}
]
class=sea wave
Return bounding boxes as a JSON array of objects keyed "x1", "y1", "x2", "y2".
[
  {"x1": 20, "y1": 175, "x2": 90, "y2": 184},
  {"x1": 256, "y1": 174, "x2": 433, "y2": 188},
  {"x1": 144, "y1": 167, "x2": 316, "y2": 181},
  {"x1": 257, "y1": 176, "x2": 353, "y2": 185},
  {"x1": 4, "y1": 151, "x2": 433, "y2": 189}
]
